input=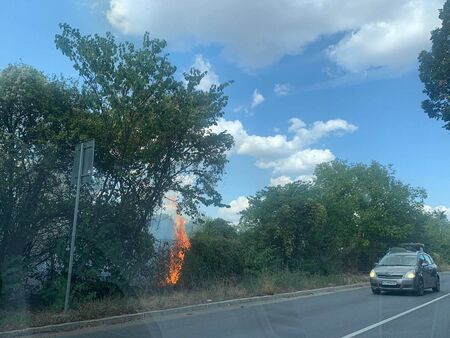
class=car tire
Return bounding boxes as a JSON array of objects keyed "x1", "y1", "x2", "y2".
[
  {"x1": 372, "y1": 288, "x2": 381, "y2": 295},
  {"x1": 416, "y1": 277, "x2": 425, "y2": 296},
  {"x1": 432, "y1": 276, "x2": 440, "y2": 292}
]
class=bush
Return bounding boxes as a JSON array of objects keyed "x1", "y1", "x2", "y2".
[
  {"x1": 30, "y1": 276, "x2": 125, "y2": 311},
  {"x1": 0, "y1": 256, "x2": 27, "y2": 309},
  {"x1": 181, "y1": 219, "x2": 245, "y2": 287},
  {"x1": 31, "y1": 277, "x2": 66, "y2": 310}
]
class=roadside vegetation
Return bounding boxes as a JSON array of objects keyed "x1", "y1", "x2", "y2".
[
  {"x1": 1, "y1": 1, "x2": 450, "y2": 332},
  {"x1": 0, "y1": 271, "x2": 367, "y2": 331}
]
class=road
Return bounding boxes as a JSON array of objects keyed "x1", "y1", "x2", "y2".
[{"x1": 40, "y1": 273, "x2": 450, "y2": 338}]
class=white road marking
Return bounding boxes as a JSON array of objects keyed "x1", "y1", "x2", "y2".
[{"x1": 341, "y1": 293, "x2": 450, "y2": 338}]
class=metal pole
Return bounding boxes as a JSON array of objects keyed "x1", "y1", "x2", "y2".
[{"x1": 64, "y1": 143, "x2": 84, "y2": 313}]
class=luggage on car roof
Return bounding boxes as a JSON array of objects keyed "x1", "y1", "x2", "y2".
[
  {"x1": 387, "y1": 243, "x2": 425, "y2": 254},
  {"x1": 399, "y1": 243, "x2": 425, "y2": 252}
]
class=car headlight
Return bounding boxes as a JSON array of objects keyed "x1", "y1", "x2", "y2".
[
  {"x1": 369, "y1": 270, "x2": 376, "y2": 278},
  {"x1": 404, "y1": 271, "x2": 416, "y2": 279}
]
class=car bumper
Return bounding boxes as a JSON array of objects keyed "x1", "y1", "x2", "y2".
[{"x1": 370, "y1": 277, "x2": 416, "y2": 291}]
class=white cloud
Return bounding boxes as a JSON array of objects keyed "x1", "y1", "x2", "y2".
[
  {"x1": 270, "y1": 176, "x2": 292, "y2": 187},
  {"x1": 424, "y1": 205, "x2": 450, "y2": 220},
  {"x1": 288, "y1": 118, "x2": 358, "y2": 146},
  {"x1": 251, "y1": 89, "x2": 264, "y2": 109},
  {"x1": 270, "y1": 174, "x2": 316, "y2": 186},
  {"x1": 257, "y1": 149, "x2": 335, "y2": 175},
  {"x1": 209, "y1": 116, "x2": 357, "y2": 177},
  {"x1": 327, "y1": 0, "x2": 443, "y2": 73},
  {"x1": 106, "y1": 0, "x2": 444, "y2": 73},
  {"x1": 273, "y1": 83, "x2": 290, "y2": 96},
  {"x1": 190, "y1": 54, "x2": 219, "y2": 91},
  {"x1": 218, "y1": 196, "x2": 249, "y2": 223}
]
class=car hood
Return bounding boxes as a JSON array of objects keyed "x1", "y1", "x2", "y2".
[{"x1": 373, "y1": 265, "x2": 415, "y2": 275}]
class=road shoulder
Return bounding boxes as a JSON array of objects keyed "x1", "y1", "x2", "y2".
[{"x1": 0, "y1": 282, "x2": 369, "y2": 338}]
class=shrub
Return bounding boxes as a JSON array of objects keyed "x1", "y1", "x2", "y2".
[{"x1": 181, "y1": 219, "x2": 244, "y2": 287}]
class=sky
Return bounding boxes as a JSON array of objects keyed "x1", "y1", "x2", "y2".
[{"x1": 1, "y1": 0, "x2": 449, "y2": 222}]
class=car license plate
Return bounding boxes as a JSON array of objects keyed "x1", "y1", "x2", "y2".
[{"x1": 381, "y1": 281, "x2": 397, "y2": 286}]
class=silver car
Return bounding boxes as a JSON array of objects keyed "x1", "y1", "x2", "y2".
[{"x1": 370, "y1": 249, "x2": 440, "y2": 296}]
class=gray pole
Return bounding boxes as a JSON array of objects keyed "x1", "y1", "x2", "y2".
[{"x1": 64, "y1": 143, "x2": 84, "y2": 313}]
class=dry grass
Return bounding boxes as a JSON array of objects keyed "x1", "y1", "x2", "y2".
[
  {"x1": 0, "y1": 272, "x2": 367, "y2": 332},
  {"x1": 438, "y1": 262, "x2": 450, "y2": 272}
]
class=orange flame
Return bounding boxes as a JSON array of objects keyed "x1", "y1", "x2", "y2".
[{"x1": 165, "y1": 212, "x2": 191, "y2": 285}]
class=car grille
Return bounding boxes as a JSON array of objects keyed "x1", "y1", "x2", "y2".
[
  {"x1": 381, "y1": 284, "x2": 401, "y2": 288},
  {"x1": 377, "y1": 274, "x2": 403, "y2": 279}
]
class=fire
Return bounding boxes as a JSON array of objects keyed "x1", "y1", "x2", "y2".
[{"x1": 165, "y1": 212, "x2": 191, "y2": 285}]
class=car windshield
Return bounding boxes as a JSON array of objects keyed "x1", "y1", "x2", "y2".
[{"x1": 379, "y1": 255, "x2": 417, "y2": 266}]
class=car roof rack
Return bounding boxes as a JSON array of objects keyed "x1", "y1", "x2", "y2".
[
  {"x1": 399, "y1": 243, "x2": 425, "y2": 252},
  {"x1": 387, "y1": 247, "x2": 409, "y2": 254},
  {"x1": 387, "y1": 243, "x2": 425, "y2": 254}
]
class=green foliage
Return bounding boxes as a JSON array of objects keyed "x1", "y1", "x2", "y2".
[
  {"x1": 193, "y1": 218, "x2": 239, "y2": 239},
  {"x1": 0, "y1": 256, "x2": 27, "y2": 308},
  {"x1": 0, "y1": 65, "x2": 78, "y2": 306},
  {"x1": 241, "y1": 183, "x2": 329, "y2": 272},
  {"x1": 241, "y1": 161, "x2": 433, "y2": 273},
  {"x1": 31, "y1": 277, "x2": 67, "y2": 310},
  {"x1": 55, "y1": 24, "x2": 233, "y2": 218},
  {"x1": 182, "y1": 219, "x2": 244, "y2": 287},
  {"x1": 313, "y1": 161, "x2": 426, "y2": 271},
  {"x1": 51, "y1": 24, "x2": 233, "y2": 295},
  {"x1": 1, "y1": 24, "x2": 234, "y2": 308},
  {"x1": 2, "y1": 22, "x2": 450, "y2": 314},
  {"x1": 419, "y1": 0, "x2": 450, "y2": 129},
  {"x1": 422, "y1": 211, "x2": 450, "y2": 264}
]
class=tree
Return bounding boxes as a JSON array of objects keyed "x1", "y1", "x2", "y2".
[
  {"x1": 241, "y1": 183, "x2": 329, "y2": 272},
  {"x1": 55, "y1": 24, "x2": 233, "y2": 219},
  {"x1": 313, "y1": 161, "x2": 426, "y2": 271},
  {"x1": 0, "y1": 65, "x2": 80, "y2": 304},
  {"x1": 53, "y1": 24, "x2": 233, "y2": 292},
  {"x1": 422, "y1": 210, "x2": 450, "y2": 265},
  {"x1": 240, "y1": 161, "x2": 428, "y2": 273},
  {"x1": 419, "y1": 1, "x2": 450, "y2": 129}
]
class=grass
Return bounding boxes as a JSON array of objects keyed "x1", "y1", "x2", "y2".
[
  {"x1": 438, "y1": 262, "x2": 450, "y2": 272},
  {"x1": 0, "y1": 272, "x2": 367, "y2": 332}
]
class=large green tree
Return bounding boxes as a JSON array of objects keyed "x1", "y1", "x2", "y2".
[
  {"x1": 419, "y1": 0, "x2": 450, "y2": 129},
  {"x1": 0, "y1": 65, "x2": 80, "y2": 303},
  {"x1": 1, "y1": 24, "x2": 234, "y2": 305},
  {"x1": 55, "y1": 24, "x2": 233, "y2": 219},
  {"x1": 241, "y1": 183, "x2": 329, "y2": 272},
  {"x1": 52, "y1": 24, "x2": 233, "y2": 292},
  {"x1": 313, "y1": 161, "x2": 426, "y2": 271},
  {"x1": 241, "y1": 161, "x2": 428, "y2": 273}
]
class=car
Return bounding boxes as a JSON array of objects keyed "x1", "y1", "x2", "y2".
[{"x1": 369, "y1": 243, "x2": 440, "y2": 296}]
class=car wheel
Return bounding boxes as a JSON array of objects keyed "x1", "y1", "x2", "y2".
[
  {"x1": 416, "y1": 277, "x2": 424, "y2": 296},
  {"x1": 372, "y1": 288, "x2": 381, "y2": 295},
  {"x1": 432, "y1": 276, "x2": 440, "y2": 292}
]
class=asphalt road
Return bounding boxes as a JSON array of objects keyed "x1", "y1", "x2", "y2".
[{"x1": 40, "y1": 273, "x2": 450, "y2": 338}]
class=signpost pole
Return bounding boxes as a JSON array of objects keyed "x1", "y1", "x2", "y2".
[{"x1": 64, "y1": 142, "x2": 84, "y2": 313}]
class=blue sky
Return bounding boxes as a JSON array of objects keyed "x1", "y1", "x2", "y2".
[{"x1": 1, "y1": 0, "x2": 449, "y2": 221}]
